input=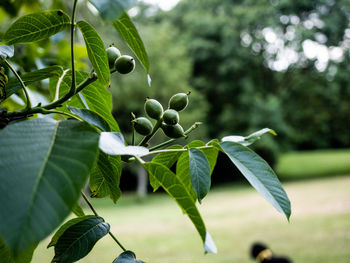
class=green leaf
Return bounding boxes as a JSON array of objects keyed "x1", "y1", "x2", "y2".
[
  {"x1": 52, "y1": 216, "x2": 110, "y2": 263},
  {"x1": 71, "y1": 203, "x2": 85, "y2": 217},
  {"x1": 152, "y1": 145, "x2": 183, "y2": 168},
  {"x1": 222, "y1": 128, "x2": 276, "y2": 146},
  {"x1": 112, "y1": 250, "x2": 146, "y2": 263},
  {"x1": 140, "y1": 161, "x2": 217, "y2": 253},
  {"x1": 189, "y1": 148, "x2": 211, "y2": 203},
  {"x1": 0, "y1": 45, "x2": 14, "y2": 59},
  {"x1": 113, "y1": 12, "x2": 150, "y2": 73},
  {"x1": 88, "y1": 0, "x2": 137, "y2": 22},
  {"x1": 0, "y1": 235, "x2": 36, "y2": 263},
  {"x1": 2, "y1": 66, "x2": 63, "y2": 102},
  {"x1": 68, "y1": 106, "x2": 110, "y2": 131},
  {"x1": 4, "y1": 10, "x2": 71, "y2": 45},
  {"x1": 202, "y1": 140, "x2": 219, "y2": 174},
  {"x1": 48, "y1": 216, "x2": 96, "y2": 248},
  {"x1": 90, "y1": 151, "x2": 122, "y2": 203},
  {"x1": 219, "y1": 141, "x2": 291, "y2": 219},
  {"x1": 176, "y1": 141, "x2": 206, "y2": 202},
  {"x1": 0, "y1": 118, "x2": 100, "y2": 256},
  {"x1": 49, "y1": 70, "x2": 120, "y2": 132},
  {"x1": 150, "y1": 145, "x2": 183, "y2": 191},
  {"x1": 99, "y1": 132, "x2": 149, "y2": 156},
  {"x1": 76, "y1": 21, "x2": 110, "y2": 86}
]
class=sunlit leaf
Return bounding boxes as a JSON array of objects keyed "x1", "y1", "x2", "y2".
[
  {"x1": 77, "y1": 21, "x2": 110, "y2": 86},
  {"x1": 0, "y1": 45, "x2": 14, "y2": 59},
  {"x1": 4, "y1": 10, "x2": 70, "y2": 44},
  {"x1": 99, "y1": 132, "x2": 149, "y2": 156},
  {"x1": 113, "y1": 12, "x2": 150, "y2": 73},
  {"x1": 2, "y1": 66, "x2": 63, "y2": 102},
  {"x1": 49, "y1": 70, "x2": 120, "y2": 132},
  {"x1": 222, "y1": 128, "x2": 276, "y2": 146}
]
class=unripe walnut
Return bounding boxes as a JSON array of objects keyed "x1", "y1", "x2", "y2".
[
  {"x1": 161, "y1": 123, "x2": 185, "y2": 138},
  {"x1": 144, "y1": 98, "x2": 163, "y2": 120},
  {"x1": 133, "y1": 117, "x2": 153, "y2": 136},
  {"x1": 169, "y1": 92, "x2": 189, "y2": 111},
  {"x1": 114, "y1": 55, "x2": 135, "y2": 74},
  {"x1": 106, "y1": 46, "x2": 121, "y2": 69},
  {"x1": 163, "y1": 109, "x2": 179, "y2": 125}
]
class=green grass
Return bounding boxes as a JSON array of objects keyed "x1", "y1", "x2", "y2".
[
  {"x1": 32, "y1": 175, "x2": 350, "y2": 263},
  {"x1": 276, "y1": 149, "x2": 350, "y2": 180}
]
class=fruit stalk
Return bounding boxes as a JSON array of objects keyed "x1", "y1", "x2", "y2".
[{"x1": 139, "y1": 119, "x2": 162, "y2": 146}]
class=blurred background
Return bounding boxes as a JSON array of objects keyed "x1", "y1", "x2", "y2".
[{"x1": 1, "y1": 0, "x2": 349, "y2": 262}]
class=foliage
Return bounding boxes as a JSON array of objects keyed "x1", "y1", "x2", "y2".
[
  {"x1": 0, "y1": 1, "x2": 291, "y2": 263},
  {"x1": 161, "y1": 0, "x2": 350, "y2": 153}
]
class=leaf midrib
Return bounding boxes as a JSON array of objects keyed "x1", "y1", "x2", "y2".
[
  {"x1": 226, "y1": 149, "x2": 283, "y2": 211},
  {"x1": 16, "y1": 121, "x2": 60, "y2": 252},
  {"x1": 59, "y1": 220, "x2": 105, "y2": 257},
  {"x1": 6, "y1": 21, "x2": 71, "y2": 44}
]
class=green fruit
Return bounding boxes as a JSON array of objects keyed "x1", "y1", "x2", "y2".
[
  {"x1": 169, "y1": 92, "x2": 189, "y2": 111},
  {"x1": 161, "y1": 123, "x2": 185, "y2": 138},
  {"x1": 163, "y1": 109, "x2": 179, "y2": 125},
  {"x1": 115, "y1": 55, "x2": 135, "y2": 74},
  {"x1": 144, "y1": 98, "x2": 164, "y2": 120},
  {"x1": 133, "y1": 117, "x2": 153, "y2": 136},
  {"x1": 106, "y1": 46, "x2": 121, "y2": 69}
]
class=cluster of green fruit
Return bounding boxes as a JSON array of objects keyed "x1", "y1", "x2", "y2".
[
  {"x1": 133, "y1": 92, "x2": 190, "y2": 139},
  {"x1": 106, "y1": 45, "x2": 135, "y2": 74}
]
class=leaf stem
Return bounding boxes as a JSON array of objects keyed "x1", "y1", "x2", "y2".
[
  {"x1": 81, "y1": 191, "x2": 99, "y2": 216},
  {"x1": 69, "y1": 0, "x2": 79, "y2": 97},
  {"x1": 141, "y1": 145, "x2": 213, "y2": 158},
  {"x1": 39, "y1": 109, "x2": 83, "y2": 121},
  {"x1": 3, "y1": 59, "x2": 31, "y2": 110},
  {"x1": 81, "y1": 192, "x2": 127, "y2": 252},
  {"x1": 149, "y1": 122, "x2": 202, "y2": 151},
  {"x1": 2, "y1": 55, "x2": 117, "y2": 121}
]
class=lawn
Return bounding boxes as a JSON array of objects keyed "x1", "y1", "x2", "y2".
[
  {"x1": 32, "y1": 175, "x2": 350, "y2": 263},
  {"x1": 276, "y1": 149, "x2": 350, "y2": 180}
]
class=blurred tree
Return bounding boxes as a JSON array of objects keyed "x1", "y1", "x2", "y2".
[{"x1": 160, "y1": 0, "x2": 350, "y2": 155}]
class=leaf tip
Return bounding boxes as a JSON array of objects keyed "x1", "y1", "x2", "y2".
[{"x1": 204, "y1": 232, "x2": 217, "y2": 254}]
